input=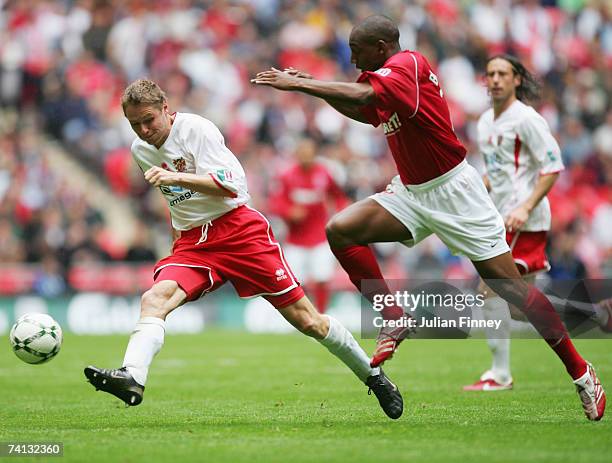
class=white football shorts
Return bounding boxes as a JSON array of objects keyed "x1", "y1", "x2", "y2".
[
  {"x1": 283, "y1": 241, "x2": 336, "y2": 283},
  {"x1": 371, "y1": 160, "x2": 510, "y2": 262}
]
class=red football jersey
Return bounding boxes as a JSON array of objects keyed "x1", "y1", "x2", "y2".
[
  {"x1": 358, "y1": 50, "x2": 466, "y2": 184},
  {"x1": 270, "y1": 162, "x2": 349, "y2": 247}
]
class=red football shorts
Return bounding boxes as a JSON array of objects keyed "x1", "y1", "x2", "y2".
[
  {"x1": 506, "y1": 230, "x2": 550, "y2": 275},
  {"x1": 153, "y1": 206, "x2": 304, "y2": 308}
]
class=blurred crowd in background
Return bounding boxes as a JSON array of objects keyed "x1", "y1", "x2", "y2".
[{"x1": 0, "y1": 0, "x2": 610, "y2": 296}]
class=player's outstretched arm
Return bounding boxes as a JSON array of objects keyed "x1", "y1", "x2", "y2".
[
  {"x1": 280, "y1": 68, "x2": 368, "y2": 123},
  {"x1": 322, "y1": 97, "x2": 370, "y2": 123},
  {"x1": 144, "y1": 166, "x2": 233, "y2": 197},
  {"x1": 251, "y1": 68, "x2": 375, "y2": 118},
  {"x1": 253, "y1": 67, "x2": 371, "y2": 123},
  {"x1": 281, "y1": 67, "x2": 368, "y2": 122}
]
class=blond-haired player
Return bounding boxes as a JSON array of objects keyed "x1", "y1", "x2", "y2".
[{"x1": 83, "y1": 79, "x2": 403, "y2": 419}]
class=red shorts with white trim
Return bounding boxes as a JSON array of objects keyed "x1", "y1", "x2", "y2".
[
  {"x1": 153, "y1": 206, "x2": 304, "y2": 309},
  {"x1": 506, "y1": 230, "x2": 550, "y2": 275}
]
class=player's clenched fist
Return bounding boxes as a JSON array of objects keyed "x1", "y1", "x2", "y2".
[{"x1": 144, "y1": 166, "x2": 179, "y2": 187}]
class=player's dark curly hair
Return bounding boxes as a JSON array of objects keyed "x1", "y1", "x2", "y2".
[{"x1": 486, "y1": 54, "x2": 541, "y2": 103}]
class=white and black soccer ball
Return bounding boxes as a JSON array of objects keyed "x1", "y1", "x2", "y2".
[{"x1": 9, "y1": 313, "x2": 63, "y2": 364}]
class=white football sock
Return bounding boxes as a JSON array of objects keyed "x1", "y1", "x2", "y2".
[
  {"x1": 483, "y1": 297, "x2": 512, "y2": 384},
  {"x1": 318, "y1": 315, "x2": 380, "y2": 383},
  {"x1": 122, "y1": 316, "x2": 166, "y2": 386}
]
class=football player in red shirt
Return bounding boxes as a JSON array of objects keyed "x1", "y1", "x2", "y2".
[
  {"x1": 253, "y1": 14, "x2": 605, "y2": 421},
  {"x1": 270, "y1": 138, "x2": 349, "y2": 312}
]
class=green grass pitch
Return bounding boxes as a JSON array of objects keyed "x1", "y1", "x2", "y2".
[{"x1": 1, "y1": 332, "x2": 611, "y2": 462}]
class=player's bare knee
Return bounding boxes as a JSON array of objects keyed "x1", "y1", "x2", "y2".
[
  {"x1": 494, "y1": 280, "x2": 528, "y2": 308},
  {"x1": 141, "y1": 280, "x2": 183, "y2": 318},
  {"x1": 297, "y1": 318, "x2": 317, "y2": 337},
  {"x1": 298, "y1": 313, "x2": 327, "y2": 339},
  {"x1": 325, "y1": 217, "x2": 342, "y2": 245},
  {"x1": 488, "y1": 281, "x2": 514, "y2": 303},
  {"x1": 326, "y1": 215, "x2": 355, "y2": 247}
]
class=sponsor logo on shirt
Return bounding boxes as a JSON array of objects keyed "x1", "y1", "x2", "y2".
[
  {"x1": 483, "y1": 152, "x2": 502, "y2": 174},
  {"x1": 161, "y1": 185, "x2": 179, "y2": 195},
  {"x1": 168, "y1": 190, "x2": 195, "y2": 206},
  {"x1": 382, "y1": 112, "x2": 402, "y2": 136},
  {"x1": 159, "y1": 184, "x2": 195, "y2": 206}
]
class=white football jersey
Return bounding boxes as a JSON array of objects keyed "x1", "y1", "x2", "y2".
[
  {"x1": 131, "y1": 112, "x2": 250, "y2": 230},
  {"x1": 477, "y1": 100, "x2": 563, "y2": 231}
]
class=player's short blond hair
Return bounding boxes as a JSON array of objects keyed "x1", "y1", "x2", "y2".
[{"x1": 121, "y1": 79, "x2": 167, "y2": 113}]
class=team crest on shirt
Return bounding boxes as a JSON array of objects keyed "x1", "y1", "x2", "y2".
[{"x1": 172, "y1": 157, "x2": 187, "y2": 172}]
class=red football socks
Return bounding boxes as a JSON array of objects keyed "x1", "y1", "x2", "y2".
[
  {"x1": 312, "y1": 282, "x2": 330, "y2": 314},
  {"x1": 331, "y1": 244, "x2": 404, "y2": 320},
  {"x1": 522, "y1": 286, "x2": 587, "y2": 379}
]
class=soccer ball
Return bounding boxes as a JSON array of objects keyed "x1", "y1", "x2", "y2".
[{"x1": 9, "y1": 313, "x2": 63, "y2": 364}]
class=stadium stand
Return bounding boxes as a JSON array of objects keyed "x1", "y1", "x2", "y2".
[{"x1": 0, "y1": 0, "x2": 610, "y2": 295}]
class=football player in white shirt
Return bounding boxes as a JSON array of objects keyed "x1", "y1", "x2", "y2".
[
  {"x1": 83, "y1": 79, "x2": 403, "y2": 419},
  {"x1": 464, "y1": 55, "x2": 612, "y2": 392}
]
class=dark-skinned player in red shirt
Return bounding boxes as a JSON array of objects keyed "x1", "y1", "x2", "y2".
[{"x1": 252, "y1": 14, "x2": 605, "y2": 421}]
